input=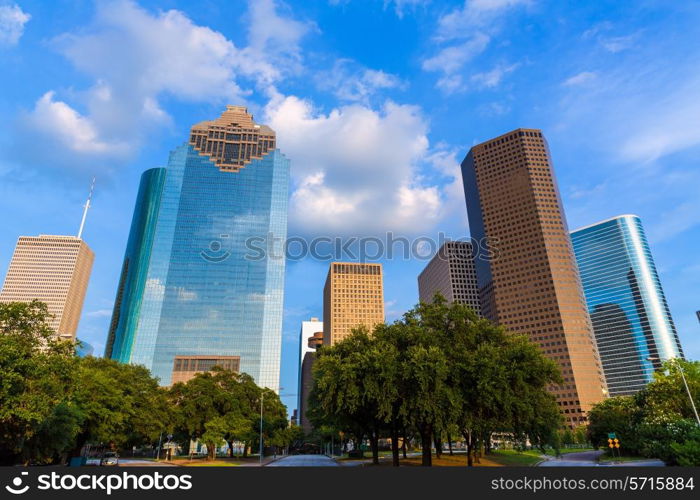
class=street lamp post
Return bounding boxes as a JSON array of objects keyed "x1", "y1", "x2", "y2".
[
  {"x1": 648, "y1": 356, "x2": 700, "y2": 427},
  {"x1": 259, "y1": 390, "x2": 264, "y2": 465}
]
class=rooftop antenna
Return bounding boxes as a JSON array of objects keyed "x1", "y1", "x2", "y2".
[{"x1": 78, "y1": 176, "x2": 95, "y2": 239}]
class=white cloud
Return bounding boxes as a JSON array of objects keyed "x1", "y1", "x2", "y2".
[
  {"x1": 422, "y1": 33, "x2": 490, "y2": 73},
  {"x1": 86, "y1": 309, "x2": 113, "y2": 318},
  {"x1": 647, "y1": 199, "x2": 700, "y2": 243},
  {"x1": 264, "y1": 95, "x2": 452, "y2": 236},
  {"x1": 617, "y1": 77, "x2": 700, "y2": 163},
  {"x1": 27, "y1": 91, "x2": 128, "y2": 155},
  {"x1": 0, "y1": 3, "x2": 30, "y2": 46},
  {"x1": 563, "y1": 71, "x2": 598, "y2": 87},
  {"x1": 317, "y1": 59, "x2": 405, "y2": 103},
  {"x1": 435, "y1": 0, "x2": 531, "y2": 41},
  {"x1": 244, "y1": 0, "x2": 315, "y2": 85},
  {"x1": 582, "y1": 21, "x2": 637, "y2": 53},
  {"x1": 383, "y1": 0, "x2": 431, "y2": 18},
  {"x1": 471, "y1": 62, "x2": 519, "y2": 88},
  {"x1": 424, "y1": 0, "x2": 529, "y2": 92},
  {"x1": 21, "y1": 0, "x2": 310, "y2": 167},
  {"x1": 600, "y1": 34, "x2": 636, "y2": 53}
]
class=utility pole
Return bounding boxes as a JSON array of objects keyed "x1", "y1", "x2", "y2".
[{"x1": 259, "y1": 390, "x2": 264, "y2": 465}]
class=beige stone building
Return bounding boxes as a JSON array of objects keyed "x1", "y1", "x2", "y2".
[
  {"x1": 170, "y1": 355, "x2": 240, "y2": 385},
  {"x1": 461, "y1": 128, "x2": 608, "y2": 427},
  {"x1": 323, "y1": 262, "x2": 385, "y2": 346},
  {"x1": 0, "y1": 235, "x2": 94, "y2": 341}
]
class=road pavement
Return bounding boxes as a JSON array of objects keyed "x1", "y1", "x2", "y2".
[
  {"x1": 266, "y1": 455, "x2": 339, "y2": 467},
  {"x1": 117, "y1": 459, "x2": 177, "y2": 467},
  {"x1": 538, "y1": 450, "x2": 664, "y2": 467}
]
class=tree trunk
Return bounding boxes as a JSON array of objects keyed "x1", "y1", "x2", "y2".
[
  {"x1": 390, "y1": 424, "x2": 400, "y2": 467},
  {"x1": 419, "y1": 424, "x2": 433, "y2": 467},
  {"x1": 370, "y1": 429, "x2": 379, "y2": 465},
  {"x1": 242, "y1": 442, "x2": 248, "y2": 458},
  {"x1": 228, "y1": 441, "x2": 234, "y2": 458},
  {"x1": 401, "y1": 427, "x2": 408, "y2": 459},
  {"x1": 464, "y1": 431, "x2": 473, "y2": 467},
  {"x1": 447, "y1": 433, "x2": 453, "y2": 455},
  {"x1": 434, "y1": 433, "x2": 442, "y2": 459}
]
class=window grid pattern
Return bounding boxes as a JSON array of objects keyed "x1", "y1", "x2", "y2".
[
  {"x1": 323, "y1": 263, "x2": 384, "y2": 345},
  {"x1": 0, "y1": 235, "x2": 94, "y2": 340},
  {"x1": 461, "y1": 128, "x2": 607, "y2": 427},
  {"x1": 418, "y1": 241, "x2": 481, "y2": 315}
]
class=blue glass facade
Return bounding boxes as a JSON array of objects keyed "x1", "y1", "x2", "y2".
[
  {"x1": 106, "y1": 143, "x2": 289, "y2": 388},
  {"x1": 571, "y1": 215, "x2": 683, "y2": 396}
]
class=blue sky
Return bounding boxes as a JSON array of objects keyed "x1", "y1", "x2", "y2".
[{"x1": 1, "y1": 0, "x2": 699, "y2": 413}]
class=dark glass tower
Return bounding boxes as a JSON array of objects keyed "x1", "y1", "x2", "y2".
[
  {"x1": 106, "y1": 106, "x2": 289, "y2": 388},
  {"x1": 571, "y1": 215, "x2": 684, "y2": 396}
]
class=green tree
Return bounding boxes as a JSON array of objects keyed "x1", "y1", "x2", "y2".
[
  {"x1": 0, "y1": 301, "x2": 79, "y2": 465},
  {"x1": 71, "y1": 357, "x2": 170, "y2": 455},
  {"x1": 169, "y1": 369, "x2": 287, "y2": 460},
  {"x1": 587, "y1": 359, "x2": 700, "y2": 464},
  {"x1": 310, "y1": 295, "x2": 563, "y2": 467},
  {"x1": 587, "y1": 395, "x2": 640, "y2": 450},
  {"x1": 308, "y1": 327, "x2": 385, "y2": 464}
]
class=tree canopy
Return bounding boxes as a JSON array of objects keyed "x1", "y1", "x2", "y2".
[
  {"x1": 587, "y1": 359, "x2": 700, "y2": 465},
  {"x1": 308, "y1": 295, "x2": 563, "y2": 466},
  {"x1": 0, "y1": 300, "x2": 288, "y2": 464}
]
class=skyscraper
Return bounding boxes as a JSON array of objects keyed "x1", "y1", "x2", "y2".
[
  {"x1": 105, "y1": 106, "x2": 289, "y2": 388},
  {"x1": 0, "y1": 235, "x2": 94, "y2": 341},
  {"x1": 571, "y1": 215, "x2": 684, "y2": 396},
  {"x1": 323, "y1": 262, "x2": 384, "y2": 346},
  {"x1": 461, "y1": 128, "x2": 607, "y2": 426},
  {"x1": 0, "y1": 184, "x2": 95, "y2": 342},
  {"x1": 299, "y1": 330, "x2": 324, "y2": 434},
  {"x1": 417, "y1": 241, "x2": 481, "y2": 313},
  {"x1": 297, "y1": 318, "x2": 323, "y2": 416}
]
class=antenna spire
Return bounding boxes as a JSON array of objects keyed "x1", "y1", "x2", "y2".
[{"x1": 78, "y1": 177, "x2": 95, "y2": 239}]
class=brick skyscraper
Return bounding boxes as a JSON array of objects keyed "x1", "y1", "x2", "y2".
[{"x1": 461, "y1": 128, "x2": 607, "y2": 426}]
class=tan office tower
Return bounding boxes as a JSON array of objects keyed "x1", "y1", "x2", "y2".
[
  {"x1": 323, "y1": 262, "x2": 385, "y2": 346},
  {"x1": 461, "y1": 128, "x2": 607, "y2": 427},
  {"x1": 0, "y1": 235, "x2": 94, "y2": 341}
]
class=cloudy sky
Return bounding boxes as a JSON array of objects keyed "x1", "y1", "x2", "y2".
[{"x1": 1, "y1": 0, "x2": 699, "y2": 410}]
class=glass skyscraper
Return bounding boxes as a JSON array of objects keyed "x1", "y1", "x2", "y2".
[
  {"x1": 571, "y1": 214, "x2": 684, "y2": 396},
  {"x1": 106, "y1": 106, "x2": 289, "y2": 388}
]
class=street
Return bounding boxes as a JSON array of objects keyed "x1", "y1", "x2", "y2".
[
  {"x1": 117, "y1": 459, "x2": 177, "y2": 467},
  {"x1": 538, "y1": 450, "x2": 665, "y2": 467},
  {"x1": 266, "y1": 455, "x2": 339, "y2": 467}
]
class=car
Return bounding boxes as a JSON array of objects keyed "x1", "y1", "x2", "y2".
[{"x1": 100, "y1": 452, "x2": 119, "y2": 466}]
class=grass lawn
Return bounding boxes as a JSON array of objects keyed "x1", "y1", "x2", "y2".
[
  {"x1": 184, "y1": 461, "x2": 239, "y2": 467},
  {"x1": 161, "y1": 455, "x2": 265, "y2": 466},
  {"x1": 486, "y1": 450, "x2": 544, "y2": 466},
  {"x1": 359, "y1": 450, "x2": 544, "y2": 467}
]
